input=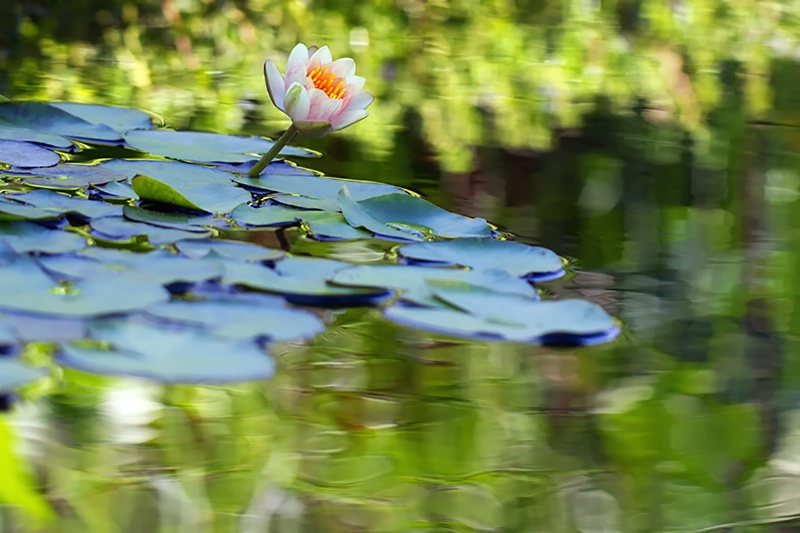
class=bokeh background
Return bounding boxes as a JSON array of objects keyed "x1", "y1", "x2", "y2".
[{"x1": 3, "y1": 1, "x2": 800, "y2": 531}]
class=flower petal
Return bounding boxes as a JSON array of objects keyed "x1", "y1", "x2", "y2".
[
  {"x1": 307, "y1": 89, "x2": 343, "y2": 122},
  {"x1": 293, "y1": 120, "x2": 334, "y2": 138},
  {"x1": 308, "y1": 46, "x2": 333, "y2": 70},
  {"x1": 328, "y1": 58, "x2": 356, "y2": 79},
  {"x1": 284, "y1": 82, "x2": 311, "y2": 122},
  {"x1": 330, "y1": 109, "x2": 369, "y2": 131},
  {"x1": 264, "y1": 60, "x2": 286, "y2": 111},
  {"x1": 345, "y1": 75, "x2": 366, "y2": 94},
  {"x1": 286, "y1": 43, "x2": 310, "y2": 75},
  {"x1": 344, "y1": 91, "x2": 374, "y2": 112}
]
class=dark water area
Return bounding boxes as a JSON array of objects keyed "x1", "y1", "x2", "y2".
[{"x1": 3, "y1": 1, "x2": 800, "y2": 532}]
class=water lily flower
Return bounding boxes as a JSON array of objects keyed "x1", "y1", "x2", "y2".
[{"x1": 248, "y1": 43, "x2": 374, "y2": 177}]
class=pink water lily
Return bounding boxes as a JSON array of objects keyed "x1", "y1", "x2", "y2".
[{"x1": 264, "y1": 43, "x2": 374, "y2": 138}]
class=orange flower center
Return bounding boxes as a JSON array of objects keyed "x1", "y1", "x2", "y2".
[{"x1": 308, "y1": 65, "x2": 346, "y2": 99}]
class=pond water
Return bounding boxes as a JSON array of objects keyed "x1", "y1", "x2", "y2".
[{"x1": 3, "y1": 1, "x2": 800, "y2": 532}]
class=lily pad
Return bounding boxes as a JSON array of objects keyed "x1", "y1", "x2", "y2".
[
  {"x1": 13, "y1": 189, "x2": 122, "y2": 219},
  {"x1": 131, "y1": 174, "x2": 250, "y2": 214},
  {"x1": 328, "y1": 264, "x2": 537, "y2": 307},
  {"x1": 0, "y1": 313, "x2": 87, "y2": 342},
  {"x1": 122, "y1": 205, "x2": 216, "y2": 232},
  {"x1": 50, "y1": 102, "x2": 154, "y2": 133},
  {"x1": 397, "y1": 238, "x2": 565, "y2": 281},
  {"x1": 303, "y1": 211, "x2": 372, "y2": 241},
  {"x1": 0, "y1": 124, "x2": 72, "y2": 149},
  {"x1": 90, "y1": 216, "x2": 212, "y2": 245},
  {"x1": 0, "y1": 359, "x2": 45, "y2": 393},
  {"x1": 230, "y1": 203, "x2": 302, "y2": 227},
  {"x1": 147, "y1": 298, "x2": 325, "y2": 342},
  {"x1": 10, "y1": 163, "x2": 127, "y2": 190},
  {"x1": 0, "y1": 102, "x2": 121, "y2": 142},
  {"x1": 0, "y1": 196, "x2": 62, "y2": 221},
  {"x1": 91, "y1": 181, "x2": 137, "y2": 199},
  {"x1": 123, "y1": 129, "x2": 315, "y2": 163},
  {"x1": 339, "y1": 187, "x2": 492, "y2": 240},
  {"x1": 216, "y1": 159, "x2": 318, "y2": 175},
  {"x1": 176, "y1": 239, "x2": 284, "y2": 262},
  {"x1": 0, "y1": 257, "x2": 168, "y2": 317},
  {"x1": 222, "y1": 256, "x2": 391, "y2": 307},
  {"x1": 0, "y1": 140, "x2": 60, "y2": 168},
  {"x1": 58, "y1": 318, "x2": 274, "y2": 383},
  {"x1": 0, "y1": 221, "x2": 86, "y2": 253}
]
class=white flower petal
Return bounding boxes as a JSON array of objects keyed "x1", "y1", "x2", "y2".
[
  {"x1": 308, "y1": 46, "x2": 333, "y2": 69},
  {"x1": 345, "y1": 91, "x2": 374, "y2": 112},
  {"x1": 293, "y1": 120, "x2": 334, "y2": 138},
  {"x1": 264, "y1": 60, "x2": 286, "y2": 111},
  {"x1": 345, "y1": 75, "x2": 366, "y2": 93},
  {"x1": 286, "y1": 43, "x2": 310, "y2": 75},
  {"x1": 329, "y1": 58, "x2": 356, "y2": 79},
  {"x1": 331, "y1": 109, "x2": 369, "y2": 131},
  {"x1": 307, "y1": 90, "x2": 343, "y2": 122},
  {"x1": 284, "y1": 82, "x2": 310, "y2": 122}
]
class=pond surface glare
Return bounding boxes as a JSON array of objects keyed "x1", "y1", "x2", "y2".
[{"x1": 2, "y1": 1, "x2": 800, "y2": 531}]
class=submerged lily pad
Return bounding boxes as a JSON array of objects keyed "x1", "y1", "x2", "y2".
[
  {"x1": 0, "y1": 102, "x2": 121, "y2": 142},
  {"x1": 0, "y1": 221, "x2": 86, "y2": 253},
  {"x1": 329, "y1": 264, "x2": 537, "y2": 306},
  {"x1": 124, "y1": 129, "x2": 315, "y2": 163},
  {"x1": 90, "y1": 216, "x2": 212, "y2": 245},
  {"x1": 176, "y1": 239, "x2": 284, "y2": 262},
  {"x1": 339, "y1": 187, "x2": 492, "y2": 241},
  {"x1": 0, "y1": 359, "x2": 46, "y2": 393},
  {"x1": 397, "y1": 238, "x2": 565, "y2": 281},
  {"x1": 385, "y1": 289, "x2": 619, "y2": 345},
  {"x1": 0, "y1": 257, "x2": 168, "y2": 317},
  {"x1": 58, "y1": 318, "x2": 275, "y2": 383},
  {"x1": 50, "y1": 102, "x2": 154, "y2": 133},
  {"x1": 0, "y1": 140, "x2": 60, "y2": 168},
  {"x1": 147, "y1": 298, "x2": 325, "y2": 342}
]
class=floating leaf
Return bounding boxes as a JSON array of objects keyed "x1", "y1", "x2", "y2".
[
  {"x1": 216, "y1": 159, "x2": 317, "y2": 175},
  {"x1": 124, "y1": 129, "x2": 315, "y2": 163},
  {"x1": 59, "y1": 318, "x2": 274, "y2": 383},
  {"x1": 303, "y1": 211, "x2": 372, "y2": 241},
  {"x1": 230, "y1": 203, "x2": 302, "y2": 227},
  {"x1": 0, "y1": 102, "x2": 120, "y2": 142},
  {"x1": 0, "y1": 196, "x2": 61, "y2": 221},
  {"x1": 0, "y1": 257, "x2": 168, "y2": 317},
  {"x1": 90, "y1": 216, "x2": 212, "y2": 245},
  {"x1": 13, "y1": 189, "x2": 122, "y2": 219},
  {"x1": 50, "y1": 102, "x2": 154, "y2": 133},
  {"x1": 122, "y1": 205, "x2": 216, "y2": 232},
  {"x1": 0, "y1": 140, "x2": 60, "y2": 168},
  {"x1": 0, "y1": 221, "x2": 86, "y2": 253},
  {"x1": 0, "y1": 360, "x2": 46, "y2": 393},
  {"x1": 100, "y1": 159, "x2": 235, "y2": 184},
  {"x1": 90, "y1": 180, "x2": 136, "y2": 199},
  {"x1": 10, "y1": 163, "x2": 127, "y2": 189},
  {"x1": 0, "y1": 312, "x2": 87, "y2": 342},
  {"x1": 0, "y1": 124, "x2": 72, "y2": 149},
  {"x1": 131, "y1": 174, "x2": 249, "y2": 214},
  {"x1": 147, "y1": 298, "x2": 325, "y2": 342},
  {"x1": 222, "y1": 256, "x2": 391, "y2": 307},
  {"x1": 339, "y1": 187, "x2": 492, "y2": 240},
  {"x1": 176, "y1": 239, "x2": 284, "y2": 262},
  {"x1": 397, "y1": 238, "x2": 565, "y2": 281},
  {"x1": 329, "y1": 264, "x2": 536, "y2": 306}
]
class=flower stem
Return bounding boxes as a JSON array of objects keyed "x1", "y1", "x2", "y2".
[{"x1": 247, "y1": 125, "x2": 298, "y2": 177}]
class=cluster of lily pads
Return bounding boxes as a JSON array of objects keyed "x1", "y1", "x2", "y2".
[{"x1": 0, "y1": 101, "x2": 619, "y2": 390}]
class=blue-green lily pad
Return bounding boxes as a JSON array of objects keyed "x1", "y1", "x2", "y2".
[
  {"x1": 0, "y1": 196, "x2": 62, "y2": 221},
  {"x1": 303, "y1": 211, "x2": 372, "y2": 241},
  {"x1": 91, "y1": 180, "x2": 137, "y2": 199},
  {"x1": 131, "y1": 174, "x2": 250, "y2": 214},
  {"x1": 147, "y1": 298, "x2": 325, "y2": 342},
  {"x1": 9, "y1": 163, "x2": 127, "y2": 190},
  {"x1": 0, "y1": 140, "x2": 60, "y2": 168},
  {"x1": 0, "y1": 257, "x2": 168, "y2": 317},
  {"x1": 328, "y1": 264, "x2": 537, "y2": 307},
  {"x1": 216, "y1": 159, "x2": 318, "y2": 175},
  {"x1": 123, "y1": 129, "x2": 315, "y2": 163},
  {"x1": 222, "y1": 256, "x2": 390, "y2": 307},
  {"x1": 0, "y1": 359, "x2": 46, "y2": 393},
  {"x1": 122, "y1": 205, "x2": 217, "y2": 232},
  {"x1": 176, "y1": 239, "x2": 284, "y2": 262},
  {"x1": 13, "y1": 189, "x2": 122, "y2": 219},
  {"x1": 0, "y1": 124, "x2": 72, "y2": 149},
  {"x1": 397, "y1": 238, "x2": 565, "y2": 281},
  {"x1": 0, "y1": 102, "x2": 121, "y2": 142},
  {"x1": 339, "y1": 187, "x2": 492, "y2": 241},
  {"x1": 50, "y1": 102, "x2": 155, "y2": 133},
  {"x1": 0, "y1": 312, "x2": 87, "y2": 342},
  {"x1": 0, "y1": 221, "x2": 86, "y2": 253},
  {"x1": 230, "y1": 203, "x2": 302, "y2": 227},
  {"x1": 90, "y1": 216, "x2": 212, "y2": 245},
  {"x1": 58, "y1": 318, "x2": 274, "y2": 383}
]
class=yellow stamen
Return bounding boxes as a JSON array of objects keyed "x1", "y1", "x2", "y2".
[{"x1": 307, "y1": 65, "x2": 346, "y2": 99}]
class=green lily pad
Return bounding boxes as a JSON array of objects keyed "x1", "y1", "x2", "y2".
[
  {"x1": 328, "y1": 264, "x2": 536, "y2": 306},
  {"x1": 0, "y1": 257, "x2": 168, "y2": 317},
  {"x1": 0, "y1": 359, "x2": 46, "y2": 393},
  {"x1": 123, "y1": 129, "x2": 315, "y2": 163},
  {"x1": 176, "y1": 239, "x2": 284, "y2": 262},
  {"x1": 222, "y1": 256, "x2": 390, "y2": 307},
  {"x1": 131, "y1": 174, "x2": 250, "y2": 214},
  {"x1": 0, "y1": 140, "x2": 60, "y2": 168},
  {"x1": 91, "y1": 181, "x2": 137, "y2": 199},
  {"x1": 303, "y1": 211, "x2": 372, "y2": 241},
  {"x1": 0, "y1": 221, "x2": 86, "y2": 253},
  {"x1": 147, "y1": 298, "x2": 325, "y2": 342},
  {"x1": 90, "y1": 216, "x2": 212, "y2": 245},
  {"x1": 230, "y1": 203, "x2": 302, "y2": 227},
  {"x1": 13, "y1": 189, "x2": 122, "y2": 219},
  {"x1": 50, "y1": 102, "x2": 155, "y2": 133},
  {"x1": 397, "y1": 238, "x2": 565, "y2": 281},
  {"x1": 339, "y1": 187, "x2": 492, "y2": 241},
  {"x1": 0, "y1": 196, "x2": 62, "y2": 221},
  {"x1": 39, "y1": 248, "x2": 225, "y2": 286},
  {"x1": 9, "y1": 163, "x2": 127, "y2": 190},
  {"x1": 0, "y1": 124, "x2": 72, "y2": 149},
  {"x1": 58, "y1": 318, "x2": 274, "y2": 383},
  {"x1": 384, "y1": 293, "x2": 619, "y2": 345},
  {"x1": 122, "y1": 205, "x2": 219, "y2": 232},
  {"x1": 0, "y1": 102, "x2": 121, "y2": 142}
]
